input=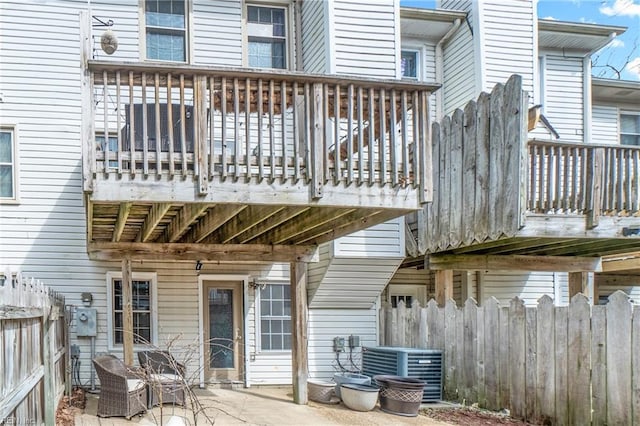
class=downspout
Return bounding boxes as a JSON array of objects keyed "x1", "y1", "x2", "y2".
[
  {"x1": 583, "y1": 32, "x2": 616, "y2": 144},
  {"x1": 435, "y1": 18, "x2": 461, "y2": 121}
]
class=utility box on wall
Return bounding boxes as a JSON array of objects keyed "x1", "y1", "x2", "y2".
[{"x1": 76, "y1": 307, "x2": 97, "y2": 337}]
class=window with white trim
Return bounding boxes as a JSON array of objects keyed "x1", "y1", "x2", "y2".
[
  {"x1": 145, "y1": 0, "x2": 187, "y2": 62},
  {"x1": 259, "y1": 283, "x2": 291, "y2": 351},
  {"x1": 620, "y1": 112, "x2": 640, "y2": 146},
  {"x1": 107, "y1": 272, "x2": 157, "y2": 348},
  {"x1": 0, "y1": 127, "x2": 17, "y2": 201},
  {"x1": 246, "y1": 5, "x2": 288, "y2": 69},
  {"x1": 401, "y1": 50, "x2": 419, "y2": 80}
]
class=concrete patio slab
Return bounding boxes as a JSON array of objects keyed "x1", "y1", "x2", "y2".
[{"x1": 75, "y1": 386, "x2": 453, "y2": 425}]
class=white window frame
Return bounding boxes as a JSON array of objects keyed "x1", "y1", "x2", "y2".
[
  {"x1": 620, "y1": 111, "x2": 640, "y2": 146},
  {"x1": 0, "y1": 125, "x2": 19, "y2": 203},
  {"x1": 244, "y1": 2, "x2": 292, "y2": 70},
  {"x1": 400, "y1": 48, "x2": 421, "y2": 80},
  {"x1": 255, "y1": 281, "x2": 291, "y2": 353},
  {"x1": 106, "y1": 271, "x2": 158, "y2": 351},
  {"x1": 141, "y1": 0, "x2": 190, "y2": 63}
]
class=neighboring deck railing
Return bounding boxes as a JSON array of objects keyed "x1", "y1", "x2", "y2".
[
  {"x1": 84, "y1": 61, "x2": 433, "y2": 202},
  {"x1": 527, "y1": 140, "x2": 640, "y2": 220}
]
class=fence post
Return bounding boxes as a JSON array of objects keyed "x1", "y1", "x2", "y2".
[
  {"x1": 310, "y1": 83, "x2": 324, "y2": 200},
  {"x1": 43, "y1": 303, "x2": 55, "y2": 426}
]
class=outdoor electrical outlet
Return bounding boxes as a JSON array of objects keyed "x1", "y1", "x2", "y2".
[
  {"x1": 333, "y1": 337, "x2": 345, "y2": 352},
  {"x1": 348, "y1": 334, "x2": 360, "y2": 348}
]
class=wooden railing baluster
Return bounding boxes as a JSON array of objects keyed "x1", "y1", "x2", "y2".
[
  {"x1": 154, "y1": 73, "x2": 162, "y2": 174},
  {"x1": 167, "y1": 73, "x2": 175, "y2": 177},
  {"x1": 141, "y1": 72, "x2": 148, "y2": 176},
  {"x1": 103, "y1": 70, "x2": 109, "y2": 176},
  {"x1": 179, "y1": 74, "x2": 187, "y2": 175}
]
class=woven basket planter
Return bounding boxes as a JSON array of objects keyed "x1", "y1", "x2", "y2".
[{"x1": 308, "y1": 380, "x2": 335, "y2": 403}]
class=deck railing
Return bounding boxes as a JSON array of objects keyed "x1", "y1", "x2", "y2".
[
  {"x1": 527, "y1": 140, "x2": 640, "y2": 219},
  {"x1": 85, "y1": 61, "x2": 433, "y2": 201}
]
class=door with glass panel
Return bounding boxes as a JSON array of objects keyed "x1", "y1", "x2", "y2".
[{"x1": 202, "y1": 281, "x2": 243, "y2": 381}]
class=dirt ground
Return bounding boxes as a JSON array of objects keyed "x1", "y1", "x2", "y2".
[{"x1": 422, "y1": 406, "x2": 539, "y2": 426}]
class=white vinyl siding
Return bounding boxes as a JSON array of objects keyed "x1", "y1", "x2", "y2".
[
  {"x1": 333, "y1": 218, "x2": 404, "y2": 258},
  {"x1": 332, "y1": 0, "x2": 398, "y2": 78},
  {"x1": 442, "y1": 24, "x2": 475, "y2": 114},
  {"x1": 480, "y1": 0, "x2": 534, "y2": 95},
  {"x1": 192, "y1": 0, "x2": 243, "y2": 66},
  {"x1": 300, "y1": 0, "x2": 327, "y2": 73},
  {"x1": 596, "y1": 274, "x2": 640, "y2": 305},
  {"x1": 308, "y1": 308, "x2": 378, "y2": 381},
  {"x1": 592, "y1": 105, "x2": 619, "y2": 145},
  {"x1": 542, "y1": 54, "x2": 584, "y2": 143},
  {"x1": 386, "y1": 267, "x2": 477, "y2": 307},
  {"x1": 479, "y1": 271, "x2": 564, "y2": 306}
]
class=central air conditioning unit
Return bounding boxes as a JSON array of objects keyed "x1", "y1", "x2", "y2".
[{"x1": 361, "y1": 346, "x2": 443, "y2": 402}]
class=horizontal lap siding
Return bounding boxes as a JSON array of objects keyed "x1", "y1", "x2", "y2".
[
  {"x1": 543, "y1": 54, "x2": 584, "y2": 143},
  {"x1": 481, "y1": 0, "x2": 534, "y2": 94},
  {"x1": 480, "y1": 271, "x2": 562, "y2": 306},
  {"x1": 308, "y1": 308, "x2": 378, "y2": 381},
  {"x1": 592, "y1": 104, "x2": 619, "y2": 145},
  {"x1": 443, "y1": 24, "x2": 475, "y2": 114},
  {"x1": 301, "y1": 0, "x2": 327, "y2": 73},
  {"x1": 333, "y1": 0, "x2": 397, "y2": 78},
  {"x1": 193, "y1": 0, "x2": 242, "y2": 66},
  {"x1": 334, "y1": 218, "x2": 404, "y2": 257}
]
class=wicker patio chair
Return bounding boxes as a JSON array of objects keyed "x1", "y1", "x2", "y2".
[
  {"x1": 93, "y1": 354, "x2": 147, "y2": 419},
  {"x1": 138, "y1": 350, "x2": 186, "y2": 407}
]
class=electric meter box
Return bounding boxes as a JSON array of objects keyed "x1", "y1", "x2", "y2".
[{"x1": 76, "y1": 307, "x2": 97, "y2": 337}]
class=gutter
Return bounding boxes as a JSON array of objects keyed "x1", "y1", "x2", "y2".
[
  {"x1": 435, "y1": 18, "x2": 462, "y2": 120},
  {"x1": 583, "y1": 31, "x2": 617, "y2": 144}
]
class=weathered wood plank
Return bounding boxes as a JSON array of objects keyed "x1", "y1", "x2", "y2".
[
  {"x1": 112, "y1": 202, "x2": 132, "y2": 243},
  {"x1": 632, "y1": 306, "x2": 640, "y2": 425},
  {"x1": 435, "y1": 270, "x2": 453, "y2": 307},
  {"x1": 509, "y1": 298, "x2": 526, "y2": 419},
  {"x1": 183, "y1": 204, "x2": 247, "y2": 243},
  {"x1": 428, "y1": 122, "x2": 441, "y2": 253},
  {"x1": 524, "y1": 307, "x2": 537, "y2": 422},
  {"x1": 554, "y1": 306, "x2": 568, "y2": 426},
  {"x1": 450, "y1": 109, "x2": 464, "y2": 249},
  {"x1": 291, "y1": 262, "x2": 308, "y2": 405},
  {"x1": 606, "y1": 291, "x2": 632, "y2": 425},
  {"x1": 567, "y1": 294, "x2": 591, "y2": 426},
  {"x1": 121, "y1": 258, "x2": 134, "y2": 366},
  {"x1": 476, "y1": 303, "x2": 486, "y2": 408},
  {"x1": 462, "y1": 101, "x2": 477, "y2": 246},
  {"x1": 484, "y1": 297, "x2": 500, "y2": 411},
  {"x1": 474, "y1": 93, "x2": 491, "y2": 244},
  {"x1": 137, "y1": 203, "x2": 171, "y2": 243},
  {"x1": 427, "y1": 254, "x2": 602, "y2": 273},
  {"x1": 164, "y1": 204, "x2": 210, "y2": 243},
  {"x1": 488, "y1": 83, "x2": 505, "y2": 241},
  {"x1": 535, "y1": 295, "x2": 555, "y2": 424},
  {"x1": 498, "y1": 305, "x2": 510, "y2": 410},
  {"x1": 439, "y1": 115, "x2": 451, "y2": 251},
  {"x1": 444, "y1": 299, "x2": 458, "y2": 401},
  {"x1": 591, "y1": 304, "x2": 607, "y2": 425},
  {"x1": 462, "y1": 299, "x2": 478, "y2": 404}
]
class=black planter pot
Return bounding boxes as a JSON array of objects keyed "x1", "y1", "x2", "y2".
[{"x1": 373, "y1": 375, "x2": 425, "y2": 417}]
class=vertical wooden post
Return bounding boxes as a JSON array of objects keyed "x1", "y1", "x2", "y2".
[
  {"x1": 122, "y1": 258, "x2": 134, "y2": 365},
  {"x1": 586, "y1": 147, "x2": 604, "y2": 229},
  {"x1": 568, "y1": 272, "x2": 594, "y2": 304},
  {"x1": 79, "y1": 11, "x2": 95, "y2": 193},
  {"x1": 460, "y1": 271, "x2": 474, "y2": 302},
  {"x1": 290, "y1": 261, "x2": 308, "y2": 405},
  {"x1": 195, "y1": 75, "x2": 209, "y2": 194},
  {"x1": 43, "y1": 303, "x2": 55, "y2": 426},
  {"x1": 310, "y1": 83, "x2": 324, "y2": 199},
  {"x1": 435, "y1": 269, "x2": 454, "y2": 307}
]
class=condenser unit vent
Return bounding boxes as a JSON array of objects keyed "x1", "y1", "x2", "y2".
[{"x1": 361, "y1": 346, "x2": 443, "y2": 402}]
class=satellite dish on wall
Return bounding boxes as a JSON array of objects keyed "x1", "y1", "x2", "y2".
[{"x1": 100, "y1": 29, "x2": 118, "y2": 55}]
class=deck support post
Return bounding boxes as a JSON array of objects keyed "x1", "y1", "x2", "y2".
[
  {"x1": 568, "y1": 271, "x2": 594, "y2": 304},
  {"x1": 122, "y1": 257, "x2": 134, "y2": 365},
  {"x1": 290, "y1": 261, "x2": 308, "y2": 405},
  {"x1": 435, "y1": 269, "x2": 454, "y2": 307}
]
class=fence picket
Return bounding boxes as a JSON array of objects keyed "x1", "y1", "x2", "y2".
[
  {"x1": 498, "y1": 306, "x2": 510, "y2": 410},
  {"x1": 591, "y1": 304, "x2": 607, "y2": 425},
  {"x1": 462, "y1": 299, "x2": 477, "y2": 404},
  {"x1": 554, "y1": 306, "x2": 569, "y2": 426},
  {"x1": 444, "y1": 300, "x2": 458, "y2": 400},
  {"x1": 524, "y1": 307, "x2": 537, "y2": 422},
  {"x1": 606, "y1": 291, "x2": 632, "y2": 425},
  {"x1": 509, "y1": 298, "x2": 526, "y2": 418},
  {"x1": 567, "y1": 294, "x2": 591, "y2": 425},
  {"x1": 632, "y1": 306, "x2": 640, "y2": 425},
  {"x1": 484, "y1": 297, "x2": 500, "y2": 411}
]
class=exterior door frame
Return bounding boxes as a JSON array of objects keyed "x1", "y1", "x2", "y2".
[{"x1": 197, "y1": 274, "x2": 249, "y2": 387}]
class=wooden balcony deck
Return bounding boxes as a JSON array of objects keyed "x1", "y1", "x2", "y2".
[
  {"x1": 81, "y1": 61, "x2": 436, "y2": 259},
  {"x1": 405, "y1": 76, "x2": 640, "y2": 267}
]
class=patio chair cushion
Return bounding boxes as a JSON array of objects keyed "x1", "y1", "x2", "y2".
[
  {"x1": 127, "y1": 379, "x2": 145, "y2": 392},
  {"x1": 149, "y1": 373, "x2": 181, "y2": 383}
]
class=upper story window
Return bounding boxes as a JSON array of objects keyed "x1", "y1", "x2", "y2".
[
  {"x1": 401, "y1": 50, "x2": 419, "y2": 80},
  {"x1": 620, "y1": 113, "x2": 640, "y2": 146},
  {"x1": 145, "y1": 0, "x2": 187, "y2": 62},
  {"x1": 246, "y1": 5, "x2": 288, "y2": 69},
  {"x1": 0, "y1": 127, "x2": 17, "y2": 202}
]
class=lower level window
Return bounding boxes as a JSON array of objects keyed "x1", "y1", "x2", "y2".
[
  {"x1": 391, "y1": 295, "x2": 413, "y2": 308},
  {"x1": 621, "y1": 113, "x2": 640, "y2": 146},
  {"x1": 260, "y1": 283, "x2": 291, "y2": 351},
  {"x1": 107, "y1": 272, "x2": 157, "y2": 347}
]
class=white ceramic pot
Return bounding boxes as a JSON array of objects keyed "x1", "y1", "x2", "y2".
[{"x1": 340, "y1": 383, "x2": 380, "y2": 412}]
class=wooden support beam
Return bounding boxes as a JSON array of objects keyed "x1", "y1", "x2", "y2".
[
  {"x1": 182, "y1": 204, "x2": 246, "y2": 243},
  {"x1": 137, "y1": 203, "x2": 171, "y2": 242},
  {"x1": 568, "y1": 272, "x2": 594, "y2": 304},
  {"x1": 204, "y1": 206, "x2": 281, "y2": 244},
  {"x1": 426, "y1": 254, "x2": 603, "y2": 273},
  {"x1": 88, "y1": 242, "x2": 319, "y2": 263},
  {"x1": 232, "y1": 206, "x2": 310, "y2": 244},
  {"x1": 112, "y1": 202, "x2": 132, "y2": 242},
  {"x1": 434, "y1": 269, "x2": 453, "y2": 307},
  {"x1": 602, "y1": 254, "x2": 640, "y2": 272},
  {"x1": 121, "y1": 258, "x2": 134, "y2": 366},
  {"x1": 164, "y1": 204, "x2": 210, "y2": 243},
  {"x1": 290, "y1": 261, "x2": 308, "y2": 405}
]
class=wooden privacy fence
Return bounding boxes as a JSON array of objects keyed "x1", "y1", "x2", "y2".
[
  {"x1": 420, "y1": 74, "x2": 528, "y2": 253},
  {"x1": 380, "y1": 292, "x2": 640, "y2": 425},
  {"x1": 0, "y1": 270, "x2": 67, "y2": 426}
]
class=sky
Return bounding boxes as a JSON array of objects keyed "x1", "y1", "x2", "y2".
[{"x1": 400, "y1": 0, "x2": 640, "y2": 81}]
